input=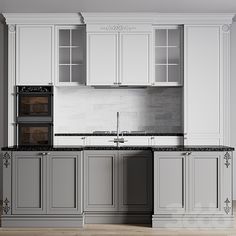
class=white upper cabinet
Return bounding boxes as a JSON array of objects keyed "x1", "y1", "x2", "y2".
[
  {"x1": 87, "y1": 33, "x2": 118, "y2": 86},
  {"x1": 120, "y1": 33, "x2": 150, "y2": 85},
  {"x1": 153, "y1": 26, "x2": 183, "y2": 86},
  {"x1": 16, "y1": 25, "x2": 54, "y2": 85},
  {"x1": 184, "y1": 25, "x2": 223, "y2": 145},
  {"x1": 86, "y1": 24, "x2": 152, "y2": 86},
  {"x1": 55, "y1": 26, "x2": 86, "y2": 86}
]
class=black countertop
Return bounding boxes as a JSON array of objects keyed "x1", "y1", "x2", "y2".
[
  {"x1": 1, "y1": 145, "x2": 234, "y2": 152},
  {"x1": 54, "y1": 133, "x2": 184, "y2": 136}
]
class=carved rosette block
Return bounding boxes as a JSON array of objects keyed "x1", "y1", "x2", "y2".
[
  {"x1": 3, "y1": 152, "x2": 11, "y2": 168},
  {"x1": 3, "y1": 198, "x2": 10, "y2": 215},
  {"x1": 8, "y1": 24, "x2": 16, "y2": 33},
  {"x1": 224, "y1": 152, "x2": 231, "y2": 168},
  {"x1": 224, "y1": 198, "x2": 231, "y2": 214},
  {"x1": 222, "y1": 24, "x2": 231, "y2": 33}
]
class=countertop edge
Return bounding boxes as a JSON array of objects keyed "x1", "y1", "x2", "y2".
[{"x1": 1, "y1": 145, "x2": 234, "y2": 152}]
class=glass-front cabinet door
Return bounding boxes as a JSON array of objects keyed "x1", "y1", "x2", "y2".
[
  {"x1": 56, "y1": 26, "x2": 86, "y2": 86},
  {"x1": 153, "y1": 26, "x2": 183, "y2": 86}
]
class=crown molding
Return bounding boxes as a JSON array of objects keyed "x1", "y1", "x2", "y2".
[
  {"x1": 2, "y1": 13, "x2": 83, "y2": 25},
  {"x1": 2, "y1": 13, "x2": 235, "y2": 25},
  {"x1": 82, "y1": 12, "x2": 235, "y2": 25}
]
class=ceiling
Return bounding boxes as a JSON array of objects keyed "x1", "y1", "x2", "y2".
[{"x1": 0, "y1": 0, "x2": 236, "y2": 13}]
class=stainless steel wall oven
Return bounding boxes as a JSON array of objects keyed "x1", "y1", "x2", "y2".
[{"x1": 16, "y1": 86, "x2": 53, "y2": 145}]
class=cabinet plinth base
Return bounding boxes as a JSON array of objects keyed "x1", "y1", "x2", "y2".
[
  {"x1": 1, "y1": 215, "x2": 84, "y2": 228},
  {"x1": 84, "y1": 212, "x2": 152, "y2": 224},
  {"x1": 152, "y1": 214, "x2": 234, "y2": 228}
]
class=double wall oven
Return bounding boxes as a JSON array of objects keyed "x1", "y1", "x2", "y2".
[{"x1": 16, "y1": 86, "x2": 53, "y2": 145}]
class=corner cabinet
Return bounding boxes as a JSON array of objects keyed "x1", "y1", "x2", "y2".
[
  {"x1": 16, "y1": 25, "x2": 54, "y2": 85},
  {"x1": 153, "y1": 151, "x2": 233, "y2": 228},
  {"x1": 86, "y1": 24, "x2": 152, "y2": 86}
]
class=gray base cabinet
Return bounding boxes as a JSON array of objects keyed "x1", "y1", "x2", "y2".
[
  {"x1": 153, "y1": 151, "x2": 234, "y2": 228},
  {"x1": 12, "y1": 152, "x2": 47, "y2": 215},
  {"x1": 84, "y1": 150, "x2": 152, "y2": 215},
  {"x1": 84, "y1": 151, "x2": 118, "y2": 211},
  {"x1": 2, "y1": 151, "x2": 83, "y2": 227}
]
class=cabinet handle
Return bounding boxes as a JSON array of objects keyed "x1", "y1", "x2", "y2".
[
  {"x1": 118, "y1": 82, "x2": 122, "y2": 85},
  {"x1": 81, "y1": 137, "x2": 85, "y2": 140},
  {"x1": 48, "y1": 82, "x2": 53, "y2": 85},
  {"x1": 39, "y1": 152, "x2": 50, "y2": 156},
  {"x1": 185, "y1": 152, "x2": 191, "y2": 156},
  {"x1": 113, "y1": 82, "x2": 117, "y2": 85}
]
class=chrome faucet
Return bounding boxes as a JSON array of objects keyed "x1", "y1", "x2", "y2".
[{"x1": 113, "y1": 112, "x2": 127, "y2": 147}]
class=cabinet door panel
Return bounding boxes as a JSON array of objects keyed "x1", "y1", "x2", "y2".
[
  {"x1": 16, "y1": 25, "x2": 53, "y2": 85},
  {"x1": 119, "y1": 151, "x2": 152, "y2": 211},
  {"x1": 47, "y1": 152, "x2": 82, "y2": 214},
  {"x1": 154, "y1": 152, "x2": 185, "y2": 213},
  {"x1": 84, "y1": 151, "x2": 118, "y2": 211},
  {"x1": 184, "y1": 26, "x2": 222, "y2": 144},
  {"x1": 12, "y1": 152, "x2": 46, "y2": 214},
  {"x1": 87, "y1": 33, "x2": 118, "y2": 85},
  {"x1": 120, "y1": 33, "x2": 150, "y2": 85},
  {"x1": 189, "y1": 152, "x2": 224, "y2": 213}
]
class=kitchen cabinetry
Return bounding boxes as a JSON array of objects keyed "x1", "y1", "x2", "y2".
[
  {"x1": 55, "y1": 26, "x2": 86, "y2": 86},
  {"x1": 86, "y1": 24, "x2": 152, "y2": 86},
  {"x1": 12, "y1": 152, "x2": 46, "y2": 214},
  {"x1": 84, "y1": 150, "x2": 152, "y2": 213},
  {"x1": 184, "y1": 25, "x2": 226, "y2": 145},
  {"x1": 153, "y1": 151, "x2": 233, "y2": 227},
  {"x1": 47, "y1": 152, "x2": 82, "y2": 214},
  {"x1": 153, "y1": 26, "x2": 183, "y2": 86},
  {"x1": 11, "y1": 151, "x2": 82, "y2": 215},
  {"x1": 118, "y1": 151, "x2": 152, "y2": 212},
  {"x1": 16, "y1": 25, "x2": 54, "y2": 85}
]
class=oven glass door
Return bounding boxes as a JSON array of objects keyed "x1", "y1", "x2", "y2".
[
  {"x1": 18, "y1": 123, "x2": 52, "y2": 145},
  {"x1": 19, "y1": 95, "x2": 51, "y2": 117}
]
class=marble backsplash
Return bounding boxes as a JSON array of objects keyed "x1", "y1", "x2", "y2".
[{"x1": 54, "y1": 87, "x2": 183, "y2": 133}]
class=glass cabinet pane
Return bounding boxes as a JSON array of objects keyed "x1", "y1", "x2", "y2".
[
  {"x1": 59, "y1": 30, "x2": 70, "y2": 46},
  {"x1": 168, "y1": 29, "x2": 180, "y2": 46},
  {"x1": 59, "y1": 48, "x2": 70, "y2": 64},
  {"x1": 168, "y1": 47, "x2": 180, "y2": 64},
  {"x1": 155, "y1": 29, "x2": 167, "y2": 46},
  {"x1": 72, "y1": 65, "x2": 84, "y2": 83},
  {"x1": 155, "y1": 48, "x2": 167, "y2": 64},
  {"x1": 59, "y1": 65, "x2": 70, "y2": 82},
  {"x1": 72, "y1": 47, "x2": 83, "y2": 64},
  {"x1": 168, "y1": 65, "x2": 180, "y2": 83},
  {"x1": 72, "y1": 29, "x2": 83, "y2": 46},
  {"x1": 155, "y1": 65, "x2": 167, "y2": 82}
]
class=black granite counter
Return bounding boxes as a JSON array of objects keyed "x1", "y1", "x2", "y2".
[
  {"x1": 54, "y1": 133, "x2": 184, "y2": 136},
  {"x1": 1, "y1": 145, "x2": 234, "y2": 152}
]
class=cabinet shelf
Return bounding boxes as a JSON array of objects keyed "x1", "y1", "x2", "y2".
[
  {"x1": 155, "y1": 63, "x2": 179, "y2": 66},
  {"x1": 59, "y1": 63, "x2": 84, "y2": 66},
  {"x1": 59, "y1": 46, "x2": 81, "y2": 48}
]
